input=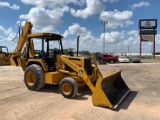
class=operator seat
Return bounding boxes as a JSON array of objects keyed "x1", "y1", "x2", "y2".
[{"x1": 44, "y1": 48, "x2": 61, "y2": 71}]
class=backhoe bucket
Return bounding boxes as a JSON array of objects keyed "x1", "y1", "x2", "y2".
[{"x1": 92, "y1": 70, "x2": 130, "y2": 108}]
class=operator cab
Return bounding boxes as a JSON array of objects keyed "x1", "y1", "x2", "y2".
[
  {"x1": 0, "y1": 46, "x2": 9, "y2": 57},
  {"x1": 26, "y1": 33, "x2": 63, "y2": 71}
]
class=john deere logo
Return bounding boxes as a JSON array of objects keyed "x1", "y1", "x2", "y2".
[{"x1": 145, "y1": 21, "x2": 151, "y2": 27}]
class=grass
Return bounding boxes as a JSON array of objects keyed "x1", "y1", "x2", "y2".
[
  {"x1": 155, "y1": 56, "x2": 160, "y2": 60},
  {"x1": 141, "y1": 56, "x2": 160, "y2": 63}
]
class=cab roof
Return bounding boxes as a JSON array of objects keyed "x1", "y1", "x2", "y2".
[{"x1": 27, "y1": 33, "x2": 63, "y2": 40}]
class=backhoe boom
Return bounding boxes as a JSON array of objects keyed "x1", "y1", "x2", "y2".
[{"x1": 10, "y1": 21, "x2": 32, "y2": 66}]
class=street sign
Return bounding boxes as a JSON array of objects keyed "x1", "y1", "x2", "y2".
[
  {"x1": 141, "y1": 36, "x2": 154, "y2": 41},
  {"x1": 139, "y1": 19, "x2": 157, "y2": 29},
  {"x1": 139, "y1": 30, "x2": 157, "y2": 35},
  {"x1": 139, "y1": 19, "x2": 157, "y2": 59}
]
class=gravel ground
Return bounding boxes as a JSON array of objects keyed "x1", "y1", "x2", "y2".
[{"x1": 0, "y1": 63, "x2": 160, "y2": 120}]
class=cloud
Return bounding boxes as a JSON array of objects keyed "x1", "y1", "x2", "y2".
[
  {"x1": 0, "y1": 0, "x2": 154, "y2": 53},
  {"x1": 70, "y1": 0, "x2": 106, "y2": 19},
  {"x1": 0, "y1": 26, "x2": 16, "y2": 41},
  {"x1": 19, "y1": 6, "x2": 69, "y2": 29},
  {"x1": 124, "y1": 20, "x2": 134, "y2": 27},
  {"x1": 20, "y1": 0, "x2": 79, "y2": 7},
  {"x1": 63, "y1": 24, "x2": 140, "y2": 53},
  {"x1": 99, "y1": 30, "x2": 144, "y2": 53},
  {"x1": 19, "y1": 0, "x2": 105, "y2": 31},
  {"x1": 155, "y1": 34, "x2": 160, "y2": 46},
  {"x1": 0, "y1": 1, "x2": 20, "y2": 10},
  {"x1": 63, "y1": 23, "x2": 101, "y2": 52},
  {"x1": 19, "y1": 0, "x2": 74, "y2": 31},
  {"x1": 127, "y1": 30, "x2": 138, "y2": 35},
  {"x1": 0, "y1": 26, "x2": 13, "y2": 35},
  {"x1": 130, "y1": 1, "x2": 150, "y2": 9},
  {"x1": 63, "y1": 23, "x2": 90, "y2": 38},
  {"x1": 102, "y1": 0, "x2": 118, "y2": 3},
  {"x1": 100, "y1": 9, "x2": 133, "y2": 29},
  {"x1": 0, "y1": 26, "x2": 5, "y2": 33},
  {"x1": 100, "y1": 31, "x2": 125, "y2": 43}
]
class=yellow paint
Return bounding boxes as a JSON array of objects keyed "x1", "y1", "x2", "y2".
[
  {"x1": 9, "y1": 22, "x2": 130, "y2": 110},
  {"x1": 26, "y1": 71, "x2": 35, "y2": 86},
  {"x1": 61, "y1": 83, "x2": 71, "y2": 95},
  {"x1": 45, "y1": 72, "x2": 65, "y2": 84},
  {"x1": 18, "y1": 58, "x2": 26, "y2": 71},
  {"x1": 92, "y1": 73, "x2": 113, "y2": 108},
  {"x1": 26, "y1": 59, "x2": 48, "y2": 71}
]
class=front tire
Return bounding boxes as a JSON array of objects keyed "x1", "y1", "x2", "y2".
[
  {"x1": 59, "y1": 78, "x2": 78, "y2": 98},
  {"x1": 24, "y1": 64, "x2": 45, "y2": 91}
]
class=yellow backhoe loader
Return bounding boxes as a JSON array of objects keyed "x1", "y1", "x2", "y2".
[
  {"x1": 10, "y1": 21, "x2": 130, "y2": 109},
  {"x1": 0, "y1": 46, "x2": 10, "y2": 65}
]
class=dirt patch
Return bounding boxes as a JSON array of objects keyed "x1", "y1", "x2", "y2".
[{"x1": 0, "y1": 63, "x2": 160, "y2": 120}]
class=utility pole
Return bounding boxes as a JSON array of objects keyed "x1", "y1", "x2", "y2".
[
  {"x1": 102, "y1": 21, "x2": 108, "y2": 53},
  {"x1": 17, "y1": 22, "x2": 22, "y2": 37},
  {"x1": 12, "y1": 22, "x2": 23, "y2": 41}
]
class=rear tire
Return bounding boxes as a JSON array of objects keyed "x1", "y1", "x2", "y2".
[
  {"x1": 24, "y1": 64, "x2": 45, "y2": 91},
  {"x1": 59, "y1": 78, "x2": 78, "y2": 98}
]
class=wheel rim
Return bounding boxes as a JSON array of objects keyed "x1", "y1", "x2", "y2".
[
  {"x1": 26, "y1": 71, "x2": 35, "y2": 86},
  {"x1": 61, "y1": 83, "x2": 71, "y2": 95}
]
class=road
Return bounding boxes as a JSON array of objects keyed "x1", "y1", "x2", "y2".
[{"x1": 0, "y1": 63, "x2": 160, "y2": 120}]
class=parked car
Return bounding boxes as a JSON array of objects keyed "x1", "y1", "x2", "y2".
[
  {"x1": 118, "y1": 56, "x2": 129, "y2": 63},
  {"x1": 101, "y1": 54, "x2": 118, "y2": 63},
  {"x1": 129, "y1": 56, "x2": 141, "y2": 63}
]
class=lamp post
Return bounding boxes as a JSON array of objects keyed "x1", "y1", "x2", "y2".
[
  {"x1": 102, "y1": 21, "x2": 108, "y2": 53},
  {"x1": 127, "y1": 45, "x2": 130, "y2": 53}
]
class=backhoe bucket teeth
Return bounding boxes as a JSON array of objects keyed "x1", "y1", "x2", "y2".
[{"x1": 92, "y1": 70, "x2": 130, "y2": 108}]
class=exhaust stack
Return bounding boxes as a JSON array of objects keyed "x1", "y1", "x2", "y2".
[{"x1": 77, "y1": 35, "x2": 80, "y2": 56}]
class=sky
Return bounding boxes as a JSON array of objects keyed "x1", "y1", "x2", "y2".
[{"x1": 0, "y1": 0, "x2": 160, "y2": 54}]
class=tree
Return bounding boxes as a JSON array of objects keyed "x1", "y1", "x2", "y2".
[{"x1": 80, "y1": 50, "x2": 91, "y2": 55}]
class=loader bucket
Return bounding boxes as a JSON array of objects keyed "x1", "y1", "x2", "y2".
[{"x1": 92, "y1": 70, "x2": 130, "y2": 108}]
